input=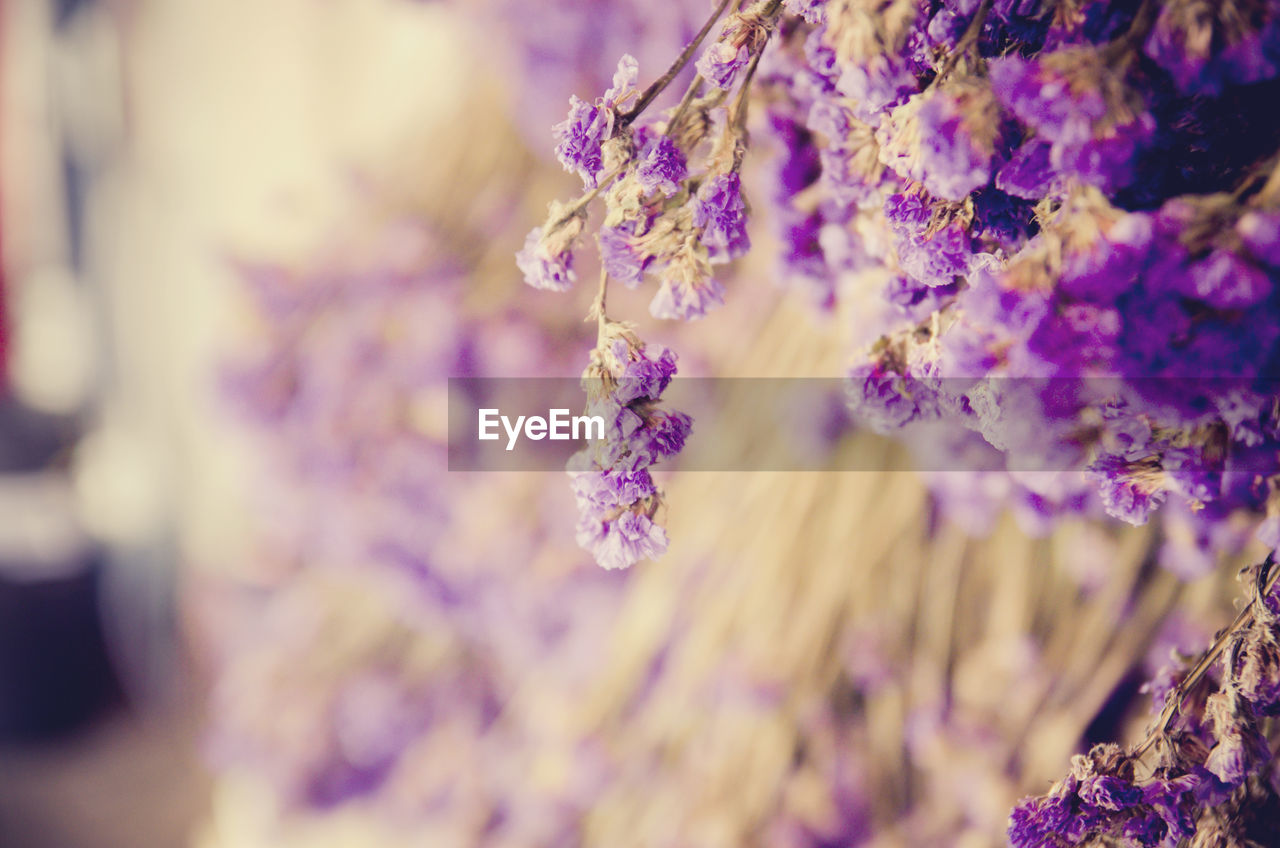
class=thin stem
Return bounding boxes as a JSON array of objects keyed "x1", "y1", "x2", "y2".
[
  {"x1": 594, "y1": 266, "x2": 609, "y2": 344},
  {"x1": 1100, "y1": 0, "x2": 1157, "y2": 65},
  {"x1": 1133, "y1": 556, "x2": 1280, "y2": 760},
  {"x1": 664, "y1": 75, "x2": 706, "y2": 139},
  {"x1": 726, "y1": 0, "x2": 783, "y2": 169},
  {"x1": 549, "y1": 165, "x2": 627, "y2": 231},
  {"x1": 934, "y1": 0, "x2": 992, "y2": 83},
  {"x1": 619, "y1": 0, "x2": 735, "y2": 127}
]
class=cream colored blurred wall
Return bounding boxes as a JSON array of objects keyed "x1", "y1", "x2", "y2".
[{"x1": 4, "y1": 0, "x2": 476, "y2": 572}]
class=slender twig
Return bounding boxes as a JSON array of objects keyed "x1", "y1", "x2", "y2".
[
  {"x1": 593, "y1": 266, "x2": 610, "y2": 344},
  {"x1": 933, "y1": 0, "x2": 992, "y2": 83},
  {"x1": 549, "y1": 165, "x2": 627, "y2": 231},
  {"x1": 1133, "y1": 555, "x2": 1280, "y2": 760},
  {"x1": 619, "y1": 0, "x2": 735, "y2": 128},
  {"x1": 664, "y1": 75, "x2": 707, "y2": 139},
  {"x1": 1100, "y1": 0, "x2": 1157, "y2": 65}
]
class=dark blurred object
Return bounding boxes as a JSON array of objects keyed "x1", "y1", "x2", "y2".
[{"x1": 0, "y1": 393, "x2": 119, "y2": 740}]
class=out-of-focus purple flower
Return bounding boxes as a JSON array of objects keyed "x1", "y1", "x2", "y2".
[
  {"x1": 914, "y1": 82, "x2": 1002, "y2": 200},
  {"x1": 1238, "y1": 210, "x2": 1280, "y2": 269},
  {"x1": 516, "y1": 225, "x2": 577, "y2": 291},
  {"x1": 782, "y1": 0, "x2": 826, "y2": 25},
  {"x1": 836, "y1": 54, "x2": 919, "y2": 121},
  {"x1": 1171, "y1": 248, "x2": 1273, "y2": 309},
  {"x1": 576, "y1": 508, "x2": 669, "y2": 571},
  {"x1": 697, "y1": 40, "x2": 751, "y2": 89},
  {"x1": 599, "y1": 225, "x2": 648, "y2": 288},
  {"x1": 1145, "y1": 2, "x2": 1280, "y2": 95},
  {"x1": 650, "y1": 271, "x2": 726, "y2": 321},
  {"x1": 989, "y1": 50, "x2": 1154, "y2": 191}
]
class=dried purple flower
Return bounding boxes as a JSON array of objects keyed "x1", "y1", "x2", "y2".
[
  {"x1": 693, "y1": 172, "x2": 751, "y2": 262},
  {"x1": 635, "y1": 135, "x2": 689, "y2": 196}
]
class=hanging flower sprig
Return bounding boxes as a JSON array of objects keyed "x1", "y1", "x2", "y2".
[{"x1": 518, "y1": 0, "x2": 787, "y2": 569}]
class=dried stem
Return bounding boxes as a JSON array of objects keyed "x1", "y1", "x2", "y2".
[
  {"x1": 619, "y1": 0, "x2": 735, "y2": 128},
  {"x1": 664, "y1": 75, "x2": 707, "y2": 138},
  {"x1": 549, "y1": 165, "x2": 627, "y2": 231},
  {"x1": 593, "y1": 266, "x2": 610, "y2": 344},
  {"x1": 1133, "y1": 555, "x2": 1280, "y2": 761},
  {"x1": 934, "y1": 0, "x2": 993, "y2": 83}
]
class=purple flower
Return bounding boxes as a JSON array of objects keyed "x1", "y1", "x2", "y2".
[
  {"x1": 1077, "y1": 775, "x2": 1142, "y2": 811},
  {"x1": 1088, "y1": 455, "x2": 1167, "y2": 525},
  {"x1": 782, "y1": 0, "x2": 826, "y2": 24},
  {"x1": 1170, "y1": 248, "x2": 1273, "y2": 309},
  {"x1": 649, "y1": 273, "x2": 726, "y2": 321},
  {"x1": 847, "y1": 362, "x2": 939, "y2": 433},
  {"x1": 693, "y1": 173, "x2": 751, "y2": 262},
  {"x1": 989, "y1": 50, "x2": 1154, "y2": 191},
  {"x1": 1204, "y1": 727, "x2": 1271, "y2": 786},
  {"x1": 836, "y1": 53, "x2": 919, "y2": 121},
  {"x1": 516, "y1": 226, "x2": 576, "y2": 291},
  {"x1": 996, "y1": 138, "x2": 1065, "y2": 200},
  {"x1": 1145, "y1": 4, "x2": 1280, "y2": 95},
  {"x1": 598, "y1": 226, "x2": 647, "y2": 289},
  {"x1": 613, "y1": 341, "x2": 678, "y2": 404},
  {"x1": 569, "y1": 469, "x2": 657, "y2": 511},
  {"x1": 553, "y1": 97, "x2": 607, "y2": 188},
  {"x1": 635, "y1": 136, "x2": 688, "y2": 196},
  {"x1": 576, "y1": 509, "x2": 668, "y2": 571},
  {"x1": 696, "y1": 40, "x2": 750, "y2": 89},
  {"x1": 914, "y1": 84, "x2": 1001, "y2": 200},
  {"x1": 552, "y1": 55, "x2": 639, "y2": 188},
  {"x1": 884, "y1": 193, "x2": 973, "y2": 287},
  {"x1": 1007, "y1": 794, "x2": 1070, "y2": 848},
  {"x1": 1238, "y1": 211, "x2": 1280, "y2": 269},
  {"x1": 1059, "y1": 212, "x2": 1153, "y2": 301}
]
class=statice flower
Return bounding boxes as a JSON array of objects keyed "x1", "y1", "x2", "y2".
[
  {"x1": 697, "y1": 40, "x2": 751, "y2": 89},
  {"x1": 1011, "y1": 561, "x2": 1280, "y2": 847},
  {"x1": 635, "y1": 135, "x2": 688, "y2": 196},
  {"x1": 696, "y1": 2, "x2": 778, "y2": 90},
  {"x1": 569, "y1": 328, "x2": 690, "y2": 570},
  {"x1": 989, "y1": 49, "x2": 1155, "y2": 191},
  {"x1": 1238, "y1": 210, "x2": 1280, "y2": 269},
  {"x1": 782, "y1": 0, "x2": 826, "y2": 25},
  {"x1": 884, "y1": 191, "x2": 973, "y2": 287},
  {"x1": 1145, "y1": 0, "x2": 1280, "y2": 95},
  {"x1": 693, "y1": 172, "x2": 750, "y2": 262},
  {"x1": 553, "y1": 54, "x2": 640, "y2": 187},
  {"x1": 912, "y1": 80, "x2": 1003, "y2": 200},
  {"x1": 516, "y1": 201, "x2": 586, "y2": 291}
]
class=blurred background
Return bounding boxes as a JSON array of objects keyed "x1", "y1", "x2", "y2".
[{"x1": 0, "y1": 1, "x2": 1262, "y2": 847}]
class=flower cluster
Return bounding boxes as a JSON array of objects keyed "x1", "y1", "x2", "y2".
[
  {"x1": 1010, "y1": 560, "x2": 1280, "y2": 848},
  {"x1": 569, "y1": 326, "x2": 691, "y2": 570},
  {"x1": 521, "y1": 0, "x2": 1280, "y2": 833},
  {"x1": 520, "y1": 0, "x2": 790, "y2": 567},
  {"x1": 728, "y1": 0, "x2": 1280, "y2": 581}
]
